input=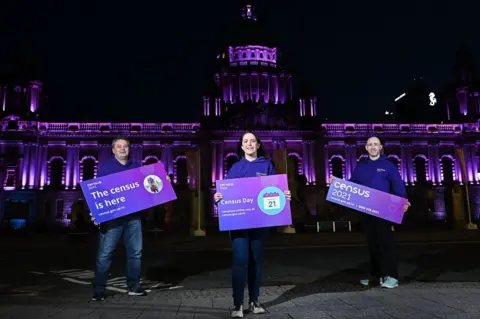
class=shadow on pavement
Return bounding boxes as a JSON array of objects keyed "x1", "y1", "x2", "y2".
[
  {"x1": 145, "y1": 250, "x2": 233, "y2": 286},
  {"x1": 402, "y1": 243, "x2": 480, "y2": 282}
]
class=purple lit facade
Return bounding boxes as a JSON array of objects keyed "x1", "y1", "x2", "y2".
[{"x1": 1, "y1": 4, "x2": 480, "y2": 230}]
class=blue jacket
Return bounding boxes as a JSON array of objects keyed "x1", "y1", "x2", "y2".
[
  {"x1": 97, "y1": 156, "x2": 141, "y2": 177},
  {"x1": 97, "y1": 156, "x2": 142, "y2": 227},
  {"x1": 225, "y1": 156, "x2": 277, "y2": 179},
  {"x1": 349, "y1": 154, "x2": 407, "y2": 198},
  {"x1": 223, "y1": 156, "x2": 277, "y2": 235}
]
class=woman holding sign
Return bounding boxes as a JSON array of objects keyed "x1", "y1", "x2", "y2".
[{"x1": 214, "y1": 132, "x2": 292, "y2": 318}]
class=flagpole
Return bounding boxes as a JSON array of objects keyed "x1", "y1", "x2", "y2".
[
  {"x1": 193, "y1": 149, "x2": 206, "y2": 236},
  {"x1": 456, "y1": 146, "x2": 477, "y2": 230},
  {"x1": 464, "y1": 182, "x2": 476, "y2": 229},
  {"x1": 283, "y1": 148, "x2": 296, "y2": 234}
]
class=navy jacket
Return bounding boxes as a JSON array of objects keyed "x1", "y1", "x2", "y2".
[
  {"x1": 349, "y1": 154, "x2": 407, "y2": 198},
  {"x1": 222, "y1": 156, "x2": 277, "y2": 235},
  {"x1": 225, "y1": 156, "x2": 277, "y2": 179},
  {"x1": 97, "y1": 156, "x2": 142, "y2": 227},
  {"x1": 97, "y1": 156, "x2": 141, "y2": 178}
]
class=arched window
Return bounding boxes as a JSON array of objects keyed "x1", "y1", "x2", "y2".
[
  {"x1": 144, "y1": 156, "x2": 159, "y2": 166},
  {"x1": 288, "y1": 153, "x2": 303, "y2": 175},
  {"x1": 441, "y1": 156, "x2": 454, "y2": 184},
  {"x1": 287, "y1": 155, "x2": 299, "y2": 175},
  {"x1": 414, "y1": 156, "x2": 428, "y2": 184},
  {"x1": 224, "y1": 154, "x2": 238, "y2": 177},
  {"x1": 387, "y1": 155, "x2": 402, "y2": 177},
  {"x1": 358, "y1": 154, "x2": 368, "y2": 163},
  {"x1": 81, "y1": 157, "x2": 96, "y2": 181},
  {"x1": 387, "y1": 156, "x2": 400, "y2": 168},
  {"x1": 330, "y1": 156, "x2": 344, "y2": 179},
  {"x1": 49, "y1": 158, "x2": 64, "y2": 188}
]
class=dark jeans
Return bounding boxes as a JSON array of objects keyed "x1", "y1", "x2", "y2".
[
  {"x1": 93, "y1": 218, "x2": 143, "y2": 295},
  {"x1": 230, "y1": 228, "x2": 268, "y2": 307},
  {"x1": 362, "y1": 215, "x2": 398, "y2": 279}
]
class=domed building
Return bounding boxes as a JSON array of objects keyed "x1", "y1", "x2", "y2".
[{"x1": 0, "y1": 3, "x2": 479, "y2": 232}]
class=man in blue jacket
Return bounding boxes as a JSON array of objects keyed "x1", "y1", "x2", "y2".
[
  {"x1": 340, "y1": 136, "x2": 410, "y2": 289},
  {"x1": 91, "y1": 137, "x2": 145, "y2": 301}
]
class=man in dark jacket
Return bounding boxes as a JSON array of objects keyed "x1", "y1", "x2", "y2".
[
  {"x1": 91, "y1": 137, "x2": 145, "y2": 300},
  {"x1": 332, "y1": 136, "x2": 410, "y2": 289}
]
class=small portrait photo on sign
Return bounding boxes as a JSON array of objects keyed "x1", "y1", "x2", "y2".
[{"x1": 143, "y1": 175, "x2": 163, "y2": 194}]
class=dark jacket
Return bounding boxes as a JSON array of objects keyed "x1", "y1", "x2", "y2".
[
  {"x1": 349, "y1": 154, "x2": 407, "y2": 198},
  {"x1": 223, "y1": 156, "x2": 277, "y2": 235},
  {"x1": 97, "y1": 156, "x2": 142, "y2": 229},
  {"x1": 225, "y1": 156, "x2": 277, "y2": 179}
]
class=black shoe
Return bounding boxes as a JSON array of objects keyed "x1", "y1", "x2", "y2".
[
  {"x1": 91, "y1": 294, "x2": 105, "y2": 301},
  {"x1": 128, "y1": 288, "x2": 147, "y2": 296}
]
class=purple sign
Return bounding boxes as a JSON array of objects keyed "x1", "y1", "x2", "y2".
[
  {"x1": 326, "y1": 178, "x2": 408, "y2": 224},
  {"x1": 215, "y1": 174, "x2": 292, "y2": 231},
  {"x1": 80, "y1": 162, "x2": 177, "y2": 224}
]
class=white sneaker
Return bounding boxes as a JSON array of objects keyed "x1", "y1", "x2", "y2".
[
  {"x1": 381, "y1": 276, "x2": 399, "y2": 289},
  {"x1": 249, "y1": 302, "x2": 266, "y2": 314},
  {"x1": 360, "y1": 277, "x2": 384, "y2": 286},
  {"x1": 231, "y1": 305, "x2": 244, "y2": 318}
]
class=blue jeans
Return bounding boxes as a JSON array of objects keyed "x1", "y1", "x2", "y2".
[
  {"x1": 93, "y1": 217, "x2": 143, "y2": 295},
  {"x1": 231, "y1": 228, "x2": 268, "y2": 307}
]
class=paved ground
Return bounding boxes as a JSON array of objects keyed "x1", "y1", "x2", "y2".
[{"x1": 1, "y1": 232, "x2": 480, "y2": 318}]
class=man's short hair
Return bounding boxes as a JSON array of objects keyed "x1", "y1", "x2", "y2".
[{"x1": 111, "y1": 136, "x2": 131, "y2": 148}]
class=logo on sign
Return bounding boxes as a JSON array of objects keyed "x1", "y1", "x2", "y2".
[
  {"x1": 257, "y1": 186, "x2": 286, "y2": 215},
  {"x1": 332, "y1": 180, "x2": 371, "y2": 198},
  {"x1": 143, "y1": 175, "x2": 163, "y2": 194}
]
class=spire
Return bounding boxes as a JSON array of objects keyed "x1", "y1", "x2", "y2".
[{"x1": 241, "y1": 2, "x2": 257, "y2": 21}]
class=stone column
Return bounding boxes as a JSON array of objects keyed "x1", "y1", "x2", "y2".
[
  {"x1": 302, "y1": 141, "x2": 310, "y2": 183},
  {"x1": 345, "y1": 143, "x2": 357, "y2": 181},
  {"x1": 0, "y1": 157, "x2": 5, "y2": 190},
  {"x1": 344, "y1": 144, "x2": 351, "y2": 180},
  {"x1": 17, "y1": 156, "x2": 24, "y2": 189},
  {"x1": 324, "y1": 144, "x2": 330, "y2": 184},
  {"x1": 65, "y1": 145, "x2": 77, "y2": 190},
  {"x1": 39, "y1": 145, "x2": 48, "y2": 190},
  {"x1": 167, "y1": 145, "x2": 174, "y2": 175},
  {"x1": 308, "y1": 141, "x2": 316, "y2": 185},
  {"x1": 98, "y1": 144, "x2": 111, "y2": 166},
  {"x1": 210, "y1": 141, "x2": 217, "y2": 186},
  {"x1": 21, "y1": 143, "x2": 31, "y2": 189},
  {"x1": 72, "y1": 145, "x2": 80, "y2": 190},
  {"x1": 28, "y1": 144, "x2": 38, "y2": 189},
  {"x1": 454, "y1": 146, "x2": 463, "y2": 184},
  {"x1": 465, "y1": 144, "x2": 476, "y2": 183},
  {"x1": 474, "y1": 145, "x2": 480, "y2": 183},
  {"x1": 216, "y1": 141, "x2": 224, "y2": 180},
  {"x1": 427, "y1": 143, "x2": 437, "y2": 185},
  {"x1": 160, "y1": 144, "x2": 174, "y2": 175},
  {"x1": 432, "y1": 144, "x2": 441, "y2": 184},
  {"x1": 401, "y1": 144, "x2": 413, "y2": 184}
]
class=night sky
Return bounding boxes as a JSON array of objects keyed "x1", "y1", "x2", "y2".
[{"x1": 1, "y1": 0, "x2": 479, "y2": 123}]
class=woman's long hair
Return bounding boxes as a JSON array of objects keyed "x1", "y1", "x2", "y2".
[{"x1": 236, "y1": 131, "x2": 267, "y2": 159}]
